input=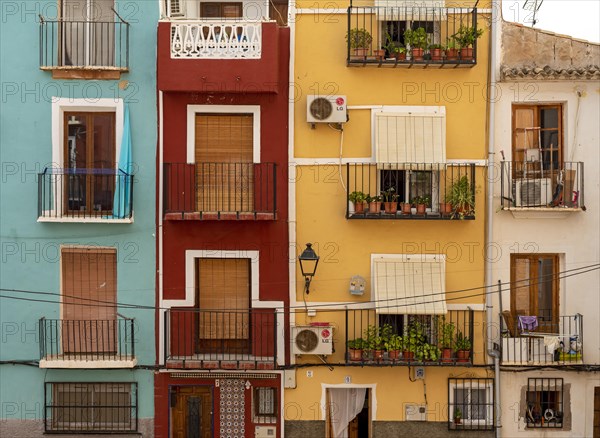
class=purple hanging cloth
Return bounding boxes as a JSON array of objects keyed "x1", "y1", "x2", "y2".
[{"x1": 518, "y1": 315, "x2": 539, "y2": 332}]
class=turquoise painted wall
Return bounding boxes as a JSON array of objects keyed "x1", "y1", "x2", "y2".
[{"x1": 0, "y1": 0, "x2": 157, "y2": 421}]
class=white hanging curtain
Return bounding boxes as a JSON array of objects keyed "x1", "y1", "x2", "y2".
[{"x1": 329, "y1": 388, "x2": 367, "y2": 438}]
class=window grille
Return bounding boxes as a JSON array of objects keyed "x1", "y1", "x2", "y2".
[
  {"x1": 526, "y1": 378, "x2": 563, "y2": 428},
  {"x1": 448, "y1": 378, "x2": 494, "y2": 431}
]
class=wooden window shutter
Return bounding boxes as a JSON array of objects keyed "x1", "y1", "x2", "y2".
[
  {"x1": 512, "y1": 257, "x2": 531, "y2": 316},
  {"x1": 512, "y1": 106, "x2": 537, "y2": 163},
  {"x1": 168, "y1": 0, "x2": 186, "y2": 17}
]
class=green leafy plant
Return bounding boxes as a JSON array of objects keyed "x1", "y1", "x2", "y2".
[
  {"x1": 364, "y1": 324, "x2": 393, "y2": 351},
  {"x1": 448, "y1": 175, "x2": 475, "y2": 219},
  {"x1": 452, "y1": 25, "x2": 484, "y2": 48},
  {"x1": 384, "y1": 32, "x2": 405, "y2": 55},
  {"x1": 421, "y1": 343, "x2": 441, "y2": 361},
  {"x1": 454, "y1": 331, "x2": 472, "y2": 351},
  {"x1": 404, "y1": 27, "x2": 428, "y2": 50},
  {"x1": 346, "y1": 28, "x2": 373, "y2": 50},
  {"x1": 454, "y1": 407, "x2": 462, "y2": 421},
  {"x1": 437, "y1": 316, "x2": 456, "y2": 349},
  {"x1": 411, "y1": 195, "x2": 431, "y2": 206},
  {"x1": 384, "y1": 334, "x2": 403, "y2": 352},
  {"x1": 428, "y1": 43, "x2": 443, "y2": 50},
  {"x1": 366, "y1": 194, "x2": 381, "y2": 203},
  {"x1": 347, "y1": 337, "x2": 365, "y2": 350},
  {"x1": 445, "y1": 38, "x2": 459, "y2": 50},
  {"x1": 381, "y1": 187, "x2": 399, "y2": 202},
  {"x1": 403, "y1": 320, "x2": 427, "y2": 353},
  {"x1": 348, "y1": 191, "x2": 367, "y2": 203}
]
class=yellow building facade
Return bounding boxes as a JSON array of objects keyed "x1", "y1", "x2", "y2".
[{"x1": 286, "y1": 1, "x2": 494, "y2": 437}]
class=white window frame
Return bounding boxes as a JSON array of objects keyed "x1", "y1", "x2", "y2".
[
  {"x1": 378, "y1": 166, "x2": 440, "y2": 212},
  {"x1": 186, "y1": 104, "x2": 261, "y2": 164},
  {"x1": 448, "y1": 381, "x2": 494, "y2": 427}
]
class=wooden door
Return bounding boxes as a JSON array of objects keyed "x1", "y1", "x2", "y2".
[
  {"x1": 594, "y1": 387, "x2": 600, "y2": 438},
  {"x1": 62, "y1": 248, "x2": 117, "y2": 354},
  {"x1": 171, "y1": 386, "x2": 212, "y2": 438},
  {"x1": 197, "y1": 258, "x2": 250, "y2": 354},
  {"x1": 194, "y1": 114, "x2": 254, "y2": 212}
]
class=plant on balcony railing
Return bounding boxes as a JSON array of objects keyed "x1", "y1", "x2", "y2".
[
  {"x1": 452, "y1": 25, "x2": 484, "y2": 61},
  {"x1": 447, "y1": 175, "x2": 475, "y2": 219}
]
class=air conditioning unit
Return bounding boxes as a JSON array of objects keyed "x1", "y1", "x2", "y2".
[
  {"x1": 307, "y1": 95, "x2": 347, "y2": 124},
  {"x1": 514, "y1": 178, "x2": 553, "y2": 207},
  {"x1": 292, "y1": 325, "x2": 333, "y2": 355}
]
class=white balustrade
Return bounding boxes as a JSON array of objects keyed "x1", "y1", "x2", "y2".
[{"x1": 171, "y1": 22, "x2": 262, "y2": 59}]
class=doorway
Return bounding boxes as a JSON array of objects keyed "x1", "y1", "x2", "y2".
[
  {"x1": 170, "y1": 386, "x2": 213, "y2": 438},
  {"x1": 327, "y1": 388, "x2": 371, "y2": 438}
]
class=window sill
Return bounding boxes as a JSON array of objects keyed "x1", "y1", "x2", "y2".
[
  {"x1": 39, "y1": 358, "x2": 137, "y2": 369},
  {"x1": 40, "y1": 66, "x2": 128, "y2": 80},
  {"x1": 503, "y1": 207, "x2": 583, "y2": 219},
  {"x1": 38, "y1": 216, "x2": 134, "y2": 224}
]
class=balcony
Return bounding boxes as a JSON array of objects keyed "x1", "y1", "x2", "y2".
[
  {"x1": 500, "y1": 161, "x2": 585, "y2": 215},
  {"x1": 344, "y1": 309, "x2": 475, "y2": 366},
  {"x1": 39, "y1": 17, "x2": 129, "y2": 79},
  {"x1": 346, "y1": 163, "x2": 475, "y2": 220},
  {"x1": 39, "y1": 316, "x2": 136, "y2": 368},
  {"x1": 164, "y1": 309, "x2": 277, "y2": 370},
  {"x1": 164, "y1": 162, "x2": 276, "y2": 220},
  {"x1": 157, "y1": 20, "x2": 287, "y2": 92},
  {"x1": 347, "y1": 5, "x2": 479, "y2": 68},
  {"x1": 38, "y1": 169, "x2": 133, "y2": 222},
  {"x1": 499, "y1": 313, "x2": 584, "y2": 365}
]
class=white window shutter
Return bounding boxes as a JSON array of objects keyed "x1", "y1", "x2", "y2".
[
  {"x1": 169, "y1": 0, "x2": 186, "y2": 17},
  {"x1": 373, "y1": 0, "x2": 446, "y2": 20}
]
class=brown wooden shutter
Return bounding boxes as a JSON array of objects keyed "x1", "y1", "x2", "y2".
[
  {"x1": 194, "y1": 114, "x2": 254, "y2": 212},
  {"x1": 62, "y1": 248, "x2": 116, "y2": 353},
  {"x1": 512, "y1": 257, "x2": 531, "y2": 316},
  {"x1": 197, "y1": 258, "x2": 249, "y2": 340}
]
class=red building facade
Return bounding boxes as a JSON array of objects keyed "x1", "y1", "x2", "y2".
[{"x1": 155, "y1": 16, "x2": 290, "y2": 438}]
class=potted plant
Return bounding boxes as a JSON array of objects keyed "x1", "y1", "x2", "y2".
[
  {"x1": 403, "y1": 320, "x2": 426, "y2": 361},
  {"x1": 440, "y1": 190, "x2": 453, "y2": 215},
  {"x1": 454, "y1": 331, "x2": 472, "y2": 363},
  {"x1": 384, "y1": 334, "x2": 403, "y2": 361},
  {"x1": 453, "y1": 407, "x2": 462, "y2": 424},
  {"x1": 412, "y1": 195, "x2": 430, "y2": 215},
  {"x1": 445, "y1": 38, "x2": 459, "y2": 61},
  {"x1": 349, "y1": 191, "x2": 367, "y2": 214},
  {"x1": 448, "y1": 175, "x2": 474, "y2": 219},
  {"x1": 401, "y1": 200, "x2": 412, "y2": 215},
  {"x1": 422, "y1": 343, "x2": 441, "y2": 362},
  {"x1": 347, "y1": 28, "x2": 372, "y2": 58},
  {"x1": 384, "y1": 33, "x2": 406, "y2": 61},
  {"x1": 453, "y1": 25, "x2": 484, "y2": 61},
  {"x1": 347, "y1": 337, "x2": 364, "y2": 362},
  {"x1": 381, "y1": 187, "x2": 399, "y2": 214},
  {"x1": 404, "y1": 27, "x2": 428, "y2": 61},
  {"x1": 367, "y1": 194, "x2": 382, "y2": 214},
  {"x1": 365, "y1": 324, "x2": 392, "y2": 362},
  {"x1": 428, "y1": 43, "x2": 444, "y2": 61},
  {"x1": 438, "y1": 316, "x2": 455, "y2": 362}
]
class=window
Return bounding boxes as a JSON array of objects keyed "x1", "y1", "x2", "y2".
[
  {"x1": 254, "y1": 387, "x2": 277, "y2": 419},
  {"x1": 45, "y1": 382, "x2": 137, "y2": 433},
  {"x1": 380, "y1": 168, "x2": 438, "y2": 209},
  {"x1": 526, "y1": 378, "x2": 564, "y2": 429},
  {"x1": 61, "y1": 247, "x2": 117, "y2": 354},
  {"x1": 448, "y1": 378, "x2": 494, "y2": 430},
  {"x1": 200, "y1": 2, "x2": 243, "y2": 18},
  {"x1": 510, "y1": 254, "x2": 559, "y2": 333},
  {"x1": 196, "y1": 258, "x2": 251, "y2": 354}
]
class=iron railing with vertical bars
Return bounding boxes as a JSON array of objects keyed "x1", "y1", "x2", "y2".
[
  {"x1": 164, "y1": 308, "x2": 277, "y2": 369},
  {"x1": 39, "y1": 316, "x2": 136, "y2": 365},
  {"x1": 163, "y1": 162, "x2": 277, "y2": 219},
  {"x1": 44, "y1": 382, "x2": 138, "y2": 433},
  {"x1": 344, "y1": 309, "x2": 475, "y2": 365},
  {"x1": 448, "y1": 378, "x2": 495, "y2": 431},
  {"x1": 40, "y1": 17, "x2": 130, "y2": 70},
  {"x1": 526, "y1": 378, "x2": 564, "y2": 428},
  {"x1": 499, "y1": 313, "x2": 583, "y2": 365},
  {"x1": 347, "y1": 4, "x2": 479, "y2": 67},
  {"x1": 500, "y1": 161, "x2": 584, "y2": 210},
  {"x1": 38, "y1": 168, "x2": 134, "y2": 220},
  {"x1": 346, "y1": 163, "x2": 475, "y2": 219}
]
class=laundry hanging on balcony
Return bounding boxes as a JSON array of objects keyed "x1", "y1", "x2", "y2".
[{"x1": 113, "y1": 105, "x2": 133, "y2": 218}]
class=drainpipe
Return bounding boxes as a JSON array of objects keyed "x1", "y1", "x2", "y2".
[{"x1": 485, "y1": 2, "x2": 500, "y2": 437}]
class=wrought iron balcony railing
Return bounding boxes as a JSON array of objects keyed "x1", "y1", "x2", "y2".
[
  {"x1": 170, "y1": 21, "x2": 262, "y2": 59},
  {"x1": 499, "y1": 313, "x2": 584, "y2": 365},
  {"x1": 164, "y1": 309, "x2": 277, "y2": 369},
  {"x1": 164, "y1": 162, "x2": 277, "y2": 220},
  {"x1": 40, "y1": 18, "x2": 129, "y2": 70},
  {"x1": 347, "y1": 5, "x2": 479, "y2": 67},
  {"x1": 500, "y1": 161, "x2": 585, "y2": 210},
  {"x1": 346, "y1": 163, "x2": 475, "y2": 219},
  {"x1": 38, "y1": 168, "x2": 134, "y2": 220},
  {"x1": 39, "y1": 316, "x2": 136, "y2": 367},
  {"x1": 345, "y1": 309, "x2": 475, "y2": 365}
]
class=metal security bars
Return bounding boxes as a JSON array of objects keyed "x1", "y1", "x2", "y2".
[
  {"x1": 448, "y1": 378, "x2": 494, "y2": 431},
  {"x1": 44, "y1": 382, "x2": 137, "y2": 433},
  {"x1": 347, "y1": 4, "x2": 479, "y2": 67},
  {"x1": 38, "y1": 169, "x2": 134, "y2": 220},
  {"x1": 499, "y1": 313, "x2": 583, "y2": 365},
  {"x1": 164, "y1": 162, "x2": 277, "y2": 220},
  {"x1": 344, "y1": 309, "x2": 474, "y2": 365},
  {"x1": 164, "y1": 309, "x2": 277, "y2": 369},
  {"x1": 40, "y1": 18, "x2": 130, "y2": 70},
  {"x1": 346, "y1": 163, "x2": 475, "y2": 220},
  {"x1": 526, "y1": 378, "x2": 564, "y2": 428},
  {"x1": 39, "y1": 316, "x2": 136, "y2": 365},
  {"x1": 500, "y1": 161, "x2": 584, "y2": 210}
]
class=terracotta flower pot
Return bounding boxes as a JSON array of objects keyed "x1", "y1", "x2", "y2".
[
  {"x1": 441, "y1": 348, "x2": 453, "y2": 363},
  {"x1": 394, "y1": 52, "x2": 407, "y2": 61},
  {"x1": 388, "y1": 350, "x2": 401, "y2": 361},
  {"x1": 416, "y1": 203, "x2": 427, "y2": 215},
  {"x1": 411, "y1": 48, "x2": 424, "y2": 61},
  {"x1": 348, "y1": 349, "x2": 363, "y2": 362},
  {"x1": 456, "y1": 350, "x2": 470, "y2": 363},
  {"x1": 384, "y1": 202, "x2": 398, "y2": 214},
  {"x1": 430, "y1": 48, "x2": 443, "y2": 61},
  {"x1": 440, "y1": 202, "x2": 452, "y2": 215},
  {"x1": 460, "y1": 47, "x2": 474, "y2": 61},
  {"x1": 352, "y1": 48, "x2": 368, "y2": 59},
  {"x1": 401, "y1": 203, "x2": 412, "y2": 215},
  {"x1": 403, "y1": 351, "x2": 415, "y2": 361},
  {"x1": 373, "y1": 49, "x2": 385, "y2": 61},
  {"x1": 368, "y1": 201, "x2": 382, "y2": 213},
  {"x1": 354, "y1": 202, "x2": 366, "y2": 214},
  {"x1": 446, "y1": 48, "x2": 459, "y2": 61},
  {"x1": 373, "y1": 350, "x2": 384, "y2": 362}
]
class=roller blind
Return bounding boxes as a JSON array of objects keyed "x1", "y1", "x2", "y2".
[
  {"x1": 374, "y1": 0, "x2": 446, "y2": 20},
  {"x1": 373, "y1": 255, "x2": 446, "y2": 314},
  {"x1": 375, "y1": 110, "x2": 446, "y2": 166}
]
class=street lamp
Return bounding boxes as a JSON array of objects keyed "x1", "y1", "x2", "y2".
[{"x1": 298, "y1": 243, "x2": 319, "y2": 294}]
